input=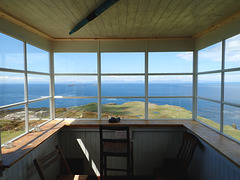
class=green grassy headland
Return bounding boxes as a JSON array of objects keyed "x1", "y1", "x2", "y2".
[{"x1": 1, "y1": 101, "x2": 239, "y2": 144}]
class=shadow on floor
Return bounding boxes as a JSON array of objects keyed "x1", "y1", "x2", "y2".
[{"x1": 87, "y1": 175, "x2": 155, "y2": 180}]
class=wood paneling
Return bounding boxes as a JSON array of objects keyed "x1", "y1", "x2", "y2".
[
  {"x1": 1, "y1": 120, "x2": 65, "y2": 168},
  {"x1": 0, "y1": 133, "x2": 59, "y2": 180},
  {"x1": 60, "y1": 127, "x2": 184, "y2": 176},
  {"x1": 60, "y1": 127, "x2": 240, "y2": 179},
  {"x1": 1, "y1": 0, "x2": 240, "y2": 39},
  {"x1": 188, "y1": 137, "x2": 240, "y2": 180}
]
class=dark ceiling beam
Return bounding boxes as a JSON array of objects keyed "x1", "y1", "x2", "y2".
[{"x1": 69, "y1": 0, "x2": 119, "y2": 35}]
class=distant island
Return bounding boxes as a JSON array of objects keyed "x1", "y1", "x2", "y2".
[{"x1": 1, "y1": 102, "x2": 239, "y2": 144}]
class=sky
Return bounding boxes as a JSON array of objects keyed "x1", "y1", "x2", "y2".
[{"x1": 0, "y1": 32, "x2": 240, "y2": 84}]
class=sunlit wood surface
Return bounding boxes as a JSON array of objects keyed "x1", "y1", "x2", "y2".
[{"x1": 1, "y1": 0, "x2": 240, "y2": 39}]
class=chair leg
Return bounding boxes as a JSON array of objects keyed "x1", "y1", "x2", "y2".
[
  {"x1": 131, "y1": 150, "x2": 133, "y2": 176},
  {"x1": 100, "y1": 154, "x2": 103, "y2": 180},
  {"x1": 104, "y1": 155, "x2": 107, "y2": 178},
  {"x1": 127, "y1": 156, "x2": 129, "y2": 176}
]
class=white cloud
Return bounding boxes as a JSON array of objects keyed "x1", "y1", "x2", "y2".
[
  {"x1": 55, "y1": 76, "x2": 97, "y2": 84},
  {"x1": 198, "y1": 34, "x2": 240, "y2": 65},
  {"x1": 0, "y1": 76, "x2": 24, "y2": 80},
  {"x1": 225, "y1": 37, "x2": 240, "y2": 62},
  {"x1": 149, "y1": 75, "x2": 192, "y2": 83},
  {"x1": 198, "y1": 74, "x2": 221, "y2": 82},
  {"x1": 177, "y1": 52, "x2": 193, "y2": 61},
  {"x1": 198, "y1": 43, "x2": 222, "y2": 62},
  {"x1": 101, "y1": 76, "x2": 144, "y2": 83},
  {"x1": 225, "y1": 72, "x2": 240, "y2": 82}
]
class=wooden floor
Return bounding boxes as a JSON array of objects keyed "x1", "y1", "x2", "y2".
[{"x1": 87, "y1": 176, "x2": 155, "y2": 180}]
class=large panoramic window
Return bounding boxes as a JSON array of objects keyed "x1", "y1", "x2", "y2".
[
  {"x1": 101, "y1": 52, "x2": 145, "y2": 119},
  {"x1": 0, "y1": 33, "x2": 24, "y2": 70},
  {"x1": 54, "y1": 53, "x2": 98, "y2": 119},
  {"x1": 54, "y1": 53, "x2": 97, "y2": 73},
  {"x1": 0, "y1": 72, "x2": 25, "y2": 106},
  {"x1": 197, "y1": 34, "x2": 240, "y2": 142},
  {"x1": 148, "y1": 52, "x2": 193, "y2": 119},
  {"x1": 225, "y1": 34, "x2": 240, "y2": 69},
  {"x1": 198, "y1": 42, "x2": 222, "y2": 72},
  {"x1": 198, "y1": 73, "x2": 221, "y2": 101},
  {"x1": 0, "y1": 32, "x2": 51, "y2": 145},
  {"x1": 0, "y1": 33, "x2": 25, "y2": 145},
  {"x1": 223, "y1": 34, "x2": 240, "y2": 141},
  {"x1": 149, "y1": 52, "x2": 193, "y2": 73},
  {"x1": 27, "y1": 44, "x2": 49, "y2": 73},
  {"x1": 197, "y1": 42, "x2": 222, "y2": 132},
  {"x1": 26, "y1": 45, "x2": 50, "y2": 127},
  {"x1": 54, "y1": 51, "x2": 193, "y2": 120}
]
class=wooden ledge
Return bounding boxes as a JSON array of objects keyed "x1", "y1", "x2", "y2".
[
  {"x1": 1, "y1": 120, "x2": 65, "y2": 168},
  {"x1": 1, "y1": 119, "x2": 240, "y2": 170}
]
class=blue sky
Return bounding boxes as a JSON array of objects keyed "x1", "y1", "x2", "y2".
[{"x1": 0, "y1": 32, "x2": 240, "y2": 84}]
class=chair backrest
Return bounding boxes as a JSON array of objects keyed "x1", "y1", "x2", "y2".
[
  {"x1": 99, "y1": 125, "x2": 130, "y2": 156},
  {"x1": 33, "y1": 145, "x2": 72, "y2": 180},
  {"x1": 176, "y1": 132, "x2": 199, "y2": 169}
]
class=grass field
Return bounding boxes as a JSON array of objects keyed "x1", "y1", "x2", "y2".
[{"x1": 1, "y1": 101, "x2": 240, "y2": 144}]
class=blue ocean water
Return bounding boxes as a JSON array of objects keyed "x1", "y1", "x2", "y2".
[{"x1": 1, "y1": 83, "x2": 240, "y2": 127}]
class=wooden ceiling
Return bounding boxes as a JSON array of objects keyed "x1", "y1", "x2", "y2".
[{"x1": 1, "y1": 0, "x2": 240, "y2": 40}]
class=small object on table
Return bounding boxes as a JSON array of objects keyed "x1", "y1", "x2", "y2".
[{"x1": 108, "y1": 117, "x2": 121, "y2": 123}]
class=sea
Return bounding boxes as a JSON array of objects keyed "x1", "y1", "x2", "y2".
[{"x1": 0, "y1": 83, "x2": 240, "y2": 127}]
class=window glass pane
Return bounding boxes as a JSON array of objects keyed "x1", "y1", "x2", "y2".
[
  {"x1": 197, "y1": 99, "x2": 220, "y2": 131},
  {"x1": 0, "y1": 105, "x2": 25, "y2": 145},
  {"x1": 148, "y1": 98, "x2": 192, "y2": 119},
  {"x1": 223, "y1": 105, "x2": 240, "y2": 141},
  {"x1": 149, "y1": 75, "x2": 192, "y2": 96},
  {"x1": 225, "y1": 34, "x2": 240, "y2": 69},
  {"x1": 101, "y1": 53, "x2": 144, "y2": 73},
  {"x1": 224, "y1": 71, "x2": 240, "y2": 104},
  {"x1": 55, "y1": 98, "x2": 98, "y2": 119},
  {"x1": 27, "y1": 44, "x2": 49, "y2": 73},
  {"x1": 54, "y1": 53, "x2": 97, "y2": 73},
  {"x1": 149, "y1": 52, "x2": 193, "y2": 73},
  {"x1": 29, "y1": 99, "x2": 50, "y2": 130},
  {"x1": 55, "y1": 76, "x2": 97, "y2": 96},
  {"x1": 198, "y1": 42, "x2": 222, "y2": 72},
  {"x1": 101, "y1": 98, "x2": 145, "y2": 119},
  {"x1": 101, "y1": 76, "x2": 144, "y2": 96},
  {"x1": 198, "y1": 73, "x2": 221, "y2": 100},
  {"x1": 0, "y1": 33, "x2": 24, "y2": 70},
  {"x1": 0, "y1": 72, "x2": 24, "y2": 106},
  {"x1": 28, "y1": 74, "x2": 49, "y2": 100}
]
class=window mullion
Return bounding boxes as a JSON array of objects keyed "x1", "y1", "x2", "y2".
[
  {"x1": 24, "y1": 42, "x2": 29, "y2": 132},
  {"x1": 193, "y1": 50, "x2": 198, "y2": 120},
  {"x1": 98, "y1": 41, "x2": 102, "y2": 120},
  {"x1": 50, "y1": 50, "x2": 55, "y2": 120},
  {"x1": 220, "y1": 40, "x2": 225, "y2": 133},
  {"x1": 145, "y1": 41, "x2": 148, "y2": 120}
]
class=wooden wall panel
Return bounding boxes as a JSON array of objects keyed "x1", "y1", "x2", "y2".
[
  {"x1": 188, "y1": 136, "x2": 240, "y2": 180},
  {"x1": 60, "y1": 128, "x2": 240, "y2": 179},
  {"x1": 52, "y1": 39, "x2": 195, "y2": 53},
  {"x1": 0, "y1": 133, "x2": 60, "y2": 180},
  {"x1": 60, "y1": 127, "x2": 184, "y2": 176}
]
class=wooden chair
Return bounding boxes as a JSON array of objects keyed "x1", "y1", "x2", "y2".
[
  {"x1": 154, "y1": 132, "x2": 200, "y2": 180},
  {"x1": 99, "y1": 125, "x2": 133, "y2": 180},
  {"x1": 33, "y1": 145, "x2": 88, "y2": 180}
]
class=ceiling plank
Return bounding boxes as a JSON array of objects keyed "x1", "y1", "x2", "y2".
[
  {"x1": 1, "y1": 0, "x2": 240, "y2": 39},
  {"x1": 194, "y1": 9, "x2": 240, "y2": 38},
  {"x1": 0, "y1": 10, "x2": 53, "y2": 40}
]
